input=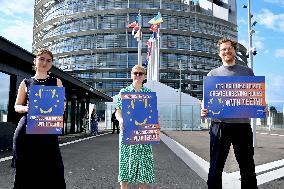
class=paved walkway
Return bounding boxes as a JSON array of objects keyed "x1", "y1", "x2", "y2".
[
  {"x1": 162, "y1": 129, "x2": 284, "y2": 189},
  {"x1": 0, "y1": 131, "x2": 207, "y2": 189},
  {"x1": 1, "y1": 127, "x2": 283, "y2": 188}
]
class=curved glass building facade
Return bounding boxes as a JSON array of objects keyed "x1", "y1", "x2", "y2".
[{"x1": 33, "y1": 0, "x2": 247, "y2": 99}]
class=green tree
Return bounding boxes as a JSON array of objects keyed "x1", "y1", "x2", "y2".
[{"x1": 269, "y1": 106, "x2": 277, "y2": 114}]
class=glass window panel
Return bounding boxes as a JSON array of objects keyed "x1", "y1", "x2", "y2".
[{"x1": 0, "y1": 72, "x2": 10, "y2": 122}]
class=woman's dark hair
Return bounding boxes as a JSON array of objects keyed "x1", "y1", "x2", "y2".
[
  {"x1": 32, "y1": 49, "x2": 54, "y2": 71},
  {"x1": 34, "y1": 49, "x2": 54, "y2": 61}
]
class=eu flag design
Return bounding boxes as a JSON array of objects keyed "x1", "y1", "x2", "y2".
[
  {"x1": 27, "y1": 85, "x2": 65, "y2": 134},
  {"x1": 122, "y1": 92, "x2": 160, "y2": 144}
]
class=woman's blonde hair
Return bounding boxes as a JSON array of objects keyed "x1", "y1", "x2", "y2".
[{"x1": 131, "y1": 64, "x2": 146, "y2": 74}]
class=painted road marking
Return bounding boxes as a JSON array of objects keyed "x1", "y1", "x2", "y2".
[
  {"x1": 256, "y1": 132, "x2": 284, "y2": 137},
  {"x1": 228, "y1": 159, "x2": 284, "y2": 183},
  {"x1": 0, "y1": 132, "x2": 111, "y2": 163},
  {"x1": 0, "y1": 156, "x2": 12, "y2": 163},
  {"x1": 59, "y1": 132, "x2": 110, "y2": 147},
  {"x1": 257, "y1": 167, "x2": 284, "y2": 185}
]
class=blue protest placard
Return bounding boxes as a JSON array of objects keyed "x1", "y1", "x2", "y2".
[
  {"x1": 203, "y1": 76, "x2": 266, "y2": 118},
  {"x1": 27, "y1": 85, "x2": 65, "y2": 134},
  {"x1": 121, "y1": 92, "x2": 160, "y2": 144}
]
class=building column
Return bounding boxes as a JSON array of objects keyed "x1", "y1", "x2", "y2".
[
  {"x1": 76, "y1": 100, "x2": 80, "y2": 132},
  {"x1": 86, "y1": 96, "x2": 90, "y2": 112},
  {"x1": 70, "y1": 95, "x2": 77, "y2": 134},
  {"x1": 7, "y1": 75, "x2": 18, "y2": 123},
  {"x1": 80, "y1": 98, "x2": 86, "y2": 132},
  {"x1": 63, "y1": 99, "x2": 69, "y2": 135}
]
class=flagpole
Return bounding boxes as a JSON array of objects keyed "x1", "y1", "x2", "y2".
[
  {"x1": 138, "y1": 10, "x2": 142, "y2": 65},
  {"x1": 146, "y1": 12, "x2": 163, "y2": 81},
  {"x1": 157, "y1": 23, "x2": 160, "y2": 82}
]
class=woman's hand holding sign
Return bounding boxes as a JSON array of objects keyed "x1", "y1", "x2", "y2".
[{"x1": 201, "y1": 108, "x2": 208, "y2": 117}]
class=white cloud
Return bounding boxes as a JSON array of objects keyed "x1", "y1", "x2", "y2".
[
  {"x1": 264, "y1": 50, "x2": 270, "y2": 54},
  {"x1": 275, "y1": 49, "x2": 284, "y2": 58},
  {"x1": 264, "y1": 0, "x2": 284, "y2": 6},
  {"x1": 1, "y1": 19, "x2": 33, "y2": 51},
  {"x1": 0, "y1": 0, "x2": 34, "y2": 16},
  {"x1": 238, "y1": 18, "x2": 246, "y2": 25},
  {"x1": 253, "y1": 34, "x2": 264, "y2": 50},
  {"x1": 264, "y1": 0, "x2": 280, "y2": 3},
  {"x1": 238, "y1": 33, "x2": 264, "y2": 52},
  {"x1": 0, "y1": 74, "x2": 10, "y2": 107},
  {"x1": 256, "y1": 9, "x2": 284, "y2": 32},
  {"x1": 239, "y1": 39, "x2": 247, "y2": 48},
  {"x1": 266, "y1": 74, "x2": 284, "y2": 101},
  {"x1": 0, "y1": 0, "x2": 34, "y2": 51}
]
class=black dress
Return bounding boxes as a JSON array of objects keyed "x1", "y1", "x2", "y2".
[{"x1": 13, "y1": 77, "x2": 66, "y2": 189}]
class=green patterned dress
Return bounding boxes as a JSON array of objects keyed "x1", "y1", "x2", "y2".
[{"x1": 117, "y1": 84, "x2": 155, "y2": 183}]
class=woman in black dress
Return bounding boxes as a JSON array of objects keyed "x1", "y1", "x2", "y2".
[{"x1": 13, "y1": 49, "x2": 66, "y2": 188}]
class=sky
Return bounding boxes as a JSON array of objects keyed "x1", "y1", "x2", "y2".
[
  {"x1": 0, "y1": 73, "x2": 10, "y2": 109},
  {"x1": 0, "y1": 0, "x2": 283, "y2": 106}
]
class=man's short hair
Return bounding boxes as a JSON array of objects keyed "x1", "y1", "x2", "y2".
[
  {"x1": 217, "y1": 38, "x2": 238, "y2": 50},
  {"x1": 131, "y1": 65, "x2": 146, "y2": 74}
]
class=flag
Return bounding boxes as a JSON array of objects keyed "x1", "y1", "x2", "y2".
[
  {"x1": 134, "y1": 30, "x2": 142, "y2": 41},
  {"x1": 148, "y1": 12, "x2": 163, "y2": 25},
  {"x1": 147, "y1": 38, "x2": 153, "y2": 49},
  {"x1": 147, "y1": 51, "x2": 151, "y2": 60},
  {"x1": 151, "y1": 32, "x2": 157, "y2": 39},
  {"x1": 146, "y1": 13, "x2": 161, "y2": 80},
  {"x1": 150, "y1": 24, "x2": 158, "y2": 32},
  {"x1": 128, "y1": 21, "x2": 140, "y2": 35},
  {"x1": 128, "y1": 21, "x2": 138, "y2": 28},
  {"x1": 132, "y1": 29, "x2": 136, "y2": 35},
  {"x1": 144, "y1": 59, "x2": 149, "y2": 67}
]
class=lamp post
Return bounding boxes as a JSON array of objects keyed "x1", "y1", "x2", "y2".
[
  {"x1": 244, "y1": 0, "x2": 257, "y2": 147},
  {"x1": 179, "y1": 59, "x2": 182, "y2": 131},
  {"x1": 247, "y1": 0, "x2": 253, "y2": 70}
]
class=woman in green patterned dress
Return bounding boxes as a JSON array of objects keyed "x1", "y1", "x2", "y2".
[{"x1": 115, "y1": 65, "x2": 155, "y2": 189}]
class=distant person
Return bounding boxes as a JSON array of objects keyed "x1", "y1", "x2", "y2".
[
  {"x1": 13, "y1": 49, "x2": 66, "y2": 188},
  {"x1": 82, "y1": 109, "x2": 89, "y2": 133},
  {"x1": 111, "y1": 109, "x2": 119, "y2": 134},
  {"x1": 201, "y1": 38, "x2": 258, "y2": 189},
  {"x1": 115, "y1": 65, "x2": 155, "y2": 189},
  {"x1": 90, "y1": 108, "x2": 99, "y2": 135}
]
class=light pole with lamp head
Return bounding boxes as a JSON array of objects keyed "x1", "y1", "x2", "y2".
[
  {"x1": 179, "y1": 59, "x2": 182, "y2": 131},
  {"x1": 243, "y1": 0, "x2": 257, "y2": 147}
]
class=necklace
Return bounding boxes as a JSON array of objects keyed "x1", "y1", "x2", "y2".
[{"x1": 32, "y1": 76, "x2": 49, "y2": 83}]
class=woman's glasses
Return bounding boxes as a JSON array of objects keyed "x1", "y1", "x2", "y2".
[{"x1": 132, "y1": 72, "x2": 144, "y2": 76}]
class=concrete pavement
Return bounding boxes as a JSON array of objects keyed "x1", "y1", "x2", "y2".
[
  {"x1": 0, "y1": 131, "x2": 207, "y2": 188},
  {"x1": 162, "y1": 129, "x2": 284, "y2": 189},
  {"x1": 0, "y1": 127, "x2": 283, "y2": 188}
]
